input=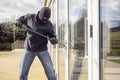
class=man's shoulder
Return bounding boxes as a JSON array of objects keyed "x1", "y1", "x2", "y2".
[
  {"x1": 47, "y1": 20, "x2": 53, "y2": 25},
  {"x1": 25, "y1": 13, "x2": 36, "y2": 18},
  {"x1": 47, "y1": 21, "x2": 54, "y2": 29}
]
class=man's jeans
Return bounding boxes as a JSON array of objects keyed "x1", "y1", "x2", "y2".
[{"x1": 19, "y1": 49, "x2": 56, "y2": 80}]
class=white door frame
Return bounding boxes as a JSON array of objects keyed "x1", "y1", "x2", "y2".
[{"x1": 87, "y1": 0, "x2": 100, "y2": 80}]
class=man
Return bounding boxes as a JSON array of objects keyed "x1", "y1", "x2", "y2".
[{"x1": 15, "y1": 7, "x2": 57, "y2": 80}]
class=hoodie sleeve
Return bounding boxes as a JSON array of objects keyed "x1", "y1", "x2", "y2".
[
  {"x1": 16, "y1": 14, "x2": 31, "y2": 27},
  {"x1": 48, "y1": 22, "x2": 58, "y2": 45},
  {"x1": 48, "y1": 22, "x2": 56, "y2": 38}
]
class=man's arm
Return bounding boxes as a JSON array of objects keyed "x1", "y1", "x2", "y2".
[
  {"x1": 48, "y1": 22, "x2": 58, "y2": 45},
  {"x1": 15, "y1": 14, "x2": 30, "y2": 28}
]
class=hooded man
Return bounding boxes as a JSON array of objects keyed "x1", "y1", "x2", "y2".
[{"x1": 16, "y1": 7, "x2": 57, "y2": 80}]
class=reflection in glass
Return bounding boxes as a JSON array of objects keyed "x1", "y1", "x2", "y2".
[
  {"x1": 69, "y1": 0, "x2": 88, "y2": 80},
  {"x1": 100, "y1": 0, "x2": 120, "y2": 80}
]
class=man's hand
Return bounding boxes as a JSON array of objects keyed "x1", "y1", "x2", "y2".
[
  {"x1": 15, "y1": 21, "x2": 22, "y2": 28},
  {"x1": 49, "y1": 37, "x2": 58, "y2": 45}
]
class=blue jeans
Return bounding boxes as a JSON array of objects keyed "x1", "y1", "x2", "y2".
[{"x1": 19, "y1": 49, "x2": 56, "y2": 80}]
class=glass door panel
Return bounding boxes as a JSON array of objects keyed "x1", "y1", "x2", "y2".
[
  {"x1": 69, "y1": 0, "x2": 88, "y2": 80},
  {"x1": 100, "y1": 0, "x2": 120, "y2": 80}
]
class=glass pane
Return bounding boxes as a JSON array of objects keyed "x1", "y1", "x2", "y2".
[
  {"x1": 100, "y1": 0, "x2": 120, "y2": 80},
  {"x1": 52, "y1": 0, "x2": 88, "y2": 80},
  {"x1": 69, "y1": 0, "x2": 88, "y2": 80}
]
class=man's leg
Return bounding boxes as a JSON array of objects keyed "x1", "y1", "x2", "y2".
[
  {"x1": 19, "y1": 49, "x2": 35, "y2": 80},
  {"x1": 37, "y1": 50, "x2": 56, "y2": 80}
]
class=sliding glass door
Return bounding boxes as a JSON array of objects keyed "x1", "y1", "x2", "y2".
[{"x1": 100, "y1": 0, "x2": 120, "y2": 80}]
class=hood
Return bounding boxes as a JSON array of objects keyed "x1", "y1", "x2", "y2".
[{"x1": 37, "y1": 7, "x2": 51, "y2": 20}]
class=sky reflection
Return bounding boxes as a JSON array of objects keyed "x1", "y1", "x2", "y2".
[{"x1": 0, "y1": 0, "x2": 120, "y2": 27}]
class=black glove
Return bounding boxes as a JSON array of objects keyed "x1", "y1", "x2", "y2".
[
  {"x1": 49, "y1": 37, "x2": 58, "y2": 45},
  {"x1": 15, "y1": 21, "x2": 22, "y2": 28}
]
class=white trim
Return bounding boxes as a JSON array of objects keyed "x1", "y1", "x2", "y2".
[
  {"x1": 84, "y1": 17, "x2": 88, "y2": 57},
  {"x1": 88, "y1": 0, "x2": 100, "y2": 80},
  {"x1": 65, "y1": 0, "x2": 70, "y2": 80},
  {"x1": 56, "y1": 0, "x2": 59, "y2": 80}
]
